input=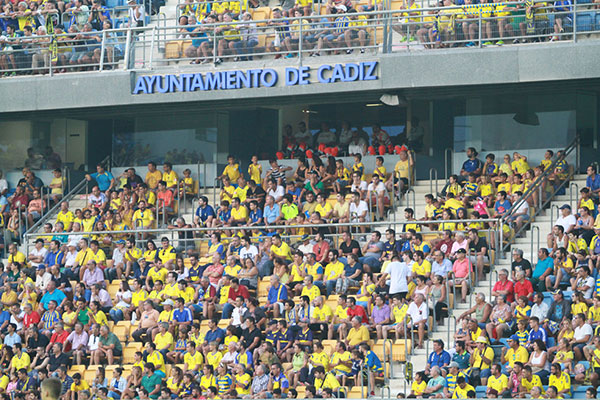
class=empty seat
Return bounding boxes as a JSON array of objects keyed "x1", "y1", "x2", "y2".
[{"x1": 576, "y1": 12, "x2": 594, "y2": 32}]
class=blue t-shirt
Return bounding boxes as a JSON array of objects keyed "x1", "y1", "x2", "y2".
[
  {"x1": 494, "y1": 199, "x2": 512, "y2": 215},
  {"x1": 90, "y1": 171, "x2": 114, "y2": 191},
  {"x1": 532, "y1": 257, "x2": 553, "y2": 279},
  {"x1": 205, "y1": 327, "x2": 225, "y2": 344},
  {"x1": 587, "y1": 173, "x2": 600, "y2": 192},
  {"x1": 268, "y1": 284, "x2": 288, "y2": 304},
  {"x1": 344, "y1": 262, "x2": 362, "y2": 279},
  {"x1": 427, "y1": 350, "x2": 451, "y2": 368},
  {"x1": 196, "y1": 205, "x2": 216, "y2": 223},
  {"x1": 528, "y1": 327, "x2": 547, "y2": 345},
  {"x1": 462, "y1": 158, "x2": 483, "y2": 174},
  {"x1": 173, "y1": 307, "x2": 193, "y2": 323},
  {"x1": 40, "y1": 289, "x2": 66, "y2": 310},
  {"x1": 249, "y1": 209, "x2": 263, "y2": 224}
]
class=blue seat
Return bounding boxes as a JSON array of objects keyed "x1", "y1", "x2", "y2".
[
  {"x1": 578, "y1": 0, "x2": 592, "y2": 4},
  {"x1": 475, "y1": 386, "x2": 486, "y2": 393},
  {"x1": 573, "y1": 385, "x2": 592, "y2": 399},
  {"x1": 499, "y1": 338, "x2": 509, "y2": 347},
  {"x1": 562, "y1": 290, "x2": 573, "y2": 301},
  {"x1": 542, "y1": 297, "x2": 552, "y2": 309},
  {"x1": 547, "y1": 336, "x2": 556, "y2": 349},
  {"x1": 105, "y1": 0, "x2": 119, "y2": 8},
  {"x1": 576, "y1": 12, "x2": 594, "y2": 32},
  {"x1": 595, "y1": 12, "x2": 600, "y2": 30},
  {"x1": 580, "y1": 360, "x2": 591, "y2": 370}
]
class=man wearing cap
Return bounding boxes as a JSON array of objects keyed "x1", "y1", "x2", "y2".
[
  {"x1": 425, "y1": 339, "x2": 450, "y2": 376},
  {"x1": 501, "y1": 334, "x2": 529, "y2": 373},
  {"x1": 546, "y1": 204, "x2": 577, "y2": 248},
  {"x1": 468, "y1": 336, "x2": 493, "y2": 385},
  {"x1": 444, "y1": 362, "x2": 467, "y2": 397}
]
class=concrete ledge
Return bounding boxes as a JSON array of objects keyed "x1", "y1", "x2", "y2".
[{"x1": 1, "y1": 40, "x2": 599, "y2": 114}]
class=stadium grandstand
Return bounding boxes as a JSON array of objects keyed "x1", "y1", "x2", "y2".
[{"x1": 2, "y1": 0, "x2": 600, "y2": 396}]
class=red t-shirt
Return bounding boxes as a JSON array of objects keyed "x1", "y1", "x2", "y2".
[
  {"x1": 228, "y1": 285, "x2": 250, "y2": 302},
  {"x1": 347, "y1": 305, "x2": 368, "y2": 324},
  {"x1": 157, "y1": 190, "x2": 174, "y2": 208},
  {"x1": 313, "y1": 241, "x2": 330, "y2": 265},
  {"x1": 492, "y1": 280, "x2": 515, "y2": 303},
  {"x1": 23, "y1": 311, "x2": 40, "y2": 328},
  {"x1": 49, "y1": 330, "x2": 69, "y2": 346},
  {"x1": 514, "y1": 279, "x2": 533, "y2": 301}
]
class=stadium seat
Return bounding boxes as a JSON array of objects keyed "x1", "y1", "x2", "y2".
[
  {"x1": 574, "y1": 386, "x2": 592, "y2": 399},
  {"x1": 576, "y1": 12, "x2": 594, "y2": 32},
  {"x1": 348, "y1": 386, "x2": 368, "y2": 399},
  {"x1": 83, "y1": 369, "x2": 97, "y2": 384},
  {"x1": 393, "y1": 339, "x2": 410, "y2": 362},
  {"x1": 258, "y1": 279, "x2": 270, "y2": 297},
  {"x1": 596, "y1": 13, "x2": 600, "y2": 30},
  {"x1": 113, "y1": 325, "x2": 129, "y2": 343}
]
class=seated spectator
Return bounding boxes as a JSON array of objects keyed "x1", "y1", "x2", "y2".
[{"x1": 486, "y1": 295, "x2": 513, "y2": 342}]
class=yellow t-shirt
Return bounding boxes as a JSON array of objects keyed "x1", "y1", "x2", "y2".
[
  {"x1": 394, "y1": 159, "x2": 410, "y2": 179},
  {"x1": 452, "y1": 384, "x2": 475, "y2": 399},
  {"x1": 56, "y1": 210, "x2": 74, "y2": 230},
  {"x1": 548, "y1": 371, "x2": 570, "y2": 394},
  {"x1": 488, "y1": 374, "x2": 508, "y2": 393},
  {"x1": 223, "y1": 164, "x2": 241, "y2": 182},
  {"x1": 271, "y1": 242, "x2": 292, "y2": 261},
  {"x1": 132, "y1": 209, "x2": 154, "y2": 228},
  {"x1": 206, "y1": 351, "x2": 223, "y2": 370},
  {"x1": 301, "y1": 285, "x2": 322, "y2": 302},
  {"x1": 71, "y1": 380, "x2": 90, "y2": 392},
  {"x1": 505, "y1": 346, "x2": 529, "y2": 367},
  {"x1": 148, "y1": 267, "x2": 168, "y2": 284},
  {"x1": 231, "y1": 206, "x2": 248, "y2": 222},
  {"x1": 248, "y1": 164, "x2": 262, "y2": 185},
  {"x1": 155, "y1": 331, "x2": 174, "y2": 351},
  {"x1": 146, "y1": 170, "x2": 163, "y2": 189},
  {"x1": 347, "y1": 325, "x2": 369, "y2": 346},
  {"x1": 11, "y1": 353, "x2": 31, "y2": 372},
  {"x1": 324, "y1": 260, "x2": 344, "y2": 281},
  {"x1": 472, "y1": 346, "x2": 494, "y2": 370},
  {"x1": 411, "y1": 380, "x2": 427, "y2": 396},
  {"x1": 331, "y1": 351, "x2": 351, "y2": 373},
  {"x1": 521, "y1": 374, "x2": 543, "y2": 394},
  {"x1": 315, "y1": 202, "x2": 333, "y2": 218},
  {"x1": 162, "y1": 170, "x2": 178, "y2": 187},
  {"x1": 183, "y1": 351, "x2": 204, "y2": 371}
]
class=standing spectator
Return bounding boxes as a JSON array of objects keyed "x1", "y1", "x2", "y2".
[
  {"x1": 85, "y1": 164, "x2": 115, "y2": 194},
  {"x1": 407, "y1": 293, "x2": 427, "y2": 349}
]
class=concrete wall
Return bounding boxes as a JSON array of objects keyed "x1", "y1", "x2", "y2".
[{"x1": 2, "y1": 41, "x2": 600, "y2": 114}]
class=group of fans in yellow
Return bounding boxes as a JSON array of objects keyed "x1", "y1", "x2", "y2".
[{"x1": 5, "y1": 142, "x2": 600, "y2": 400}]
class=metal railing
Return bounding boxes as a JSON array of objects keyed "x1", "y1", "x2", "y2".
[
  {"x1": 1, "y1": 2, "x2": 599, "y2": 76},
  {"x1": 501, "y1": 134, "x2": 579, "y2": 250}
]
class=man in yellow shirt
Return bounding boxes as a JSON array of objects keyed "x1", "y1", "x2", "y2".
[
  {"x1": 324, "y1": 250, "x2": 345, "y2": 296},
  {"x1": 183, "y1": 341, "x2": 204, "y2": 375},
  {"x1": 162, "y1": 162, "x2": 178, "y2": 191},
  {"x1": 548, "y1": 363, "x2": 571, "y2": 398},
  {"x1": 502, "y1": 334, "x2": 530, "y2": 372},
  {"x1": 132, "y1": 200, "x2": 155, "y2": 230},
  {"x1": 520, "y1": 365, "x2": 544, "y2": 396},
  {"x1": 452, "y1": 376, "x2": 475, "y2": 399},
  {"x1": 158, "y1": 237, "x2": 176, "y2": 269},
  {"x1": 300, "y1": 275, "x2": 321, "y2": 302},
  {"x1": 220, "y1": 155, "x2": 241, "y2": 183},
  {"x1": 154, "y1": 322, "x2": 174, "y2": 355},
  {"x1": 230, "y1": 197, "x2": 249, "y2": 226},
  {"x1": 313, "y1": 365, "x2": 341, "y2": 396},
  {"x1": 7, "y1": 243, "x2": 26, "y2": 269},
  {"x1": 470, "y1": 336, "x2": 494, "y2": 385},
  {"x1": 315, "y1": 193, "x2": 333, "y2": 221},
  {"x1": 270, "y1": 234, "x2": 292, "y2": 262},
  {"x1": 55, "y1": 201, "x2": 74, "y2": 231},
  {"x1": 145, "y1": 161, "x2": 163, "y2": 190},
  {"x1": 387, "y1": 149, "x2": 414, "y2": 194},
  {"x1": 345, "y1": 316, "x2": 369, "y2": 349},
  {"x1": 487, "y1": 364, "x2": 509, "y2": 397}
]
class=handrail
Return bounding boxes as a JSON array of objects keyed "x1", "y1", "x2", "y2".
[
  {"x1": 502, "y1": 135, "x2": 579, "y2": 250},
  {"x1": 550, "y1": 204, "x2": 560, "y2": 229},
  {"x1": 24, "y1": 217, "x2": 502, "y2": 240},
  {"x1": 444, "y1": 148, "x2": 453, "y2": 180},
  {"x1": 570, "y1": 182, "x2": 579, "y2": 211},
  {"x1": 503, "y1": 135, "x2": 578, "y2": 223},
  {"x1": 530, "y1": 225, "x2": 540, "y2": 264},
  {"x1": 429, "y1": 168, "x2": 438, "y2": 196},
  {"x1": 23, "y1": 155, "x2": 111, "y2": 244}
]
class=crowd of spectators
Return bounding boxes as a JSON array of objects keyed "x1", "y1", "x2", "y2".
[{"x1": 0, "y1": 0, "x2": 589, "y2": 75}]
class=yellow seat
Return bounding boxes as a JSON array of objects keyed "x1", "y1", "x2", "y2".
[
  {"x1": 113, "y1": 325, "x2": 129, "y2": 343},
  {"x1": 348, "y1": 386, "x2": 368, "y2": 399},
  {"x1": 165, "y1": 40, "x2": 183, "y2": 59},
  {"x1": 258, "y1": 279, "x2": 270, "y2": 298},
  {"x1": 393, "y1": 339, "x2": 411, "y2": 362},
  {"x1": 68, "y1": 365, "x2": 86, "y2": 374},
  {"x1": 123, "y1": 345, "x2": 142, "y2": 364},
  {"x1": 83, "y1": 369, "x2": 97, "y2": 385}
]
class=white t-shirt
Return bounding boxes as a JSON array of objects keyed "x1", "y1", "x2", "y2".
[
  {"x1": 367, "y1": 181, "x2": 386, "y2": 194},
  {"x1": 407, "y1": 301, "x2": 428, "y2": 325},
  {"x1": 10, "y1": 311, "x2": 25, "y2": 331},
  {"x1": 240, "y1": 245, "x2": 258, "y2": 261},
  {"x1": 29, "y1": 247, "x2": 48, "y2": 267},
  {"x1": 387, "y1": 261, "x2": 411, "y2": 294},
  {"x1": 574, "y1": 323, "x2": 593, "y2": 341},
  {"x1": 514, "y1": 200, "x2": 529, "y2": 216},
  {"x1": 577, "y1": 276, "x2": 595, "y2": 299},
  {"x1": 555, "y1": 214, "x2": 577, "y2": 233},
  {"x1": 351, "y1": 181, "x2": 367, "y2": 193},
  {"x1": 268, "y1": 186, "x2": 284, "y2": 201},
  {"x1": 112, "y1": 248, "x2": 125, "y2": 265},
  {"x1": 0, "y1": 179, "x2": 7, "y2": 194},
  {"x1": 64, "y1": 250, "x2": 78, "y2": 267},
  {"x1": 349, "y1": 201, "x2": 369, "y2": 222}
]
